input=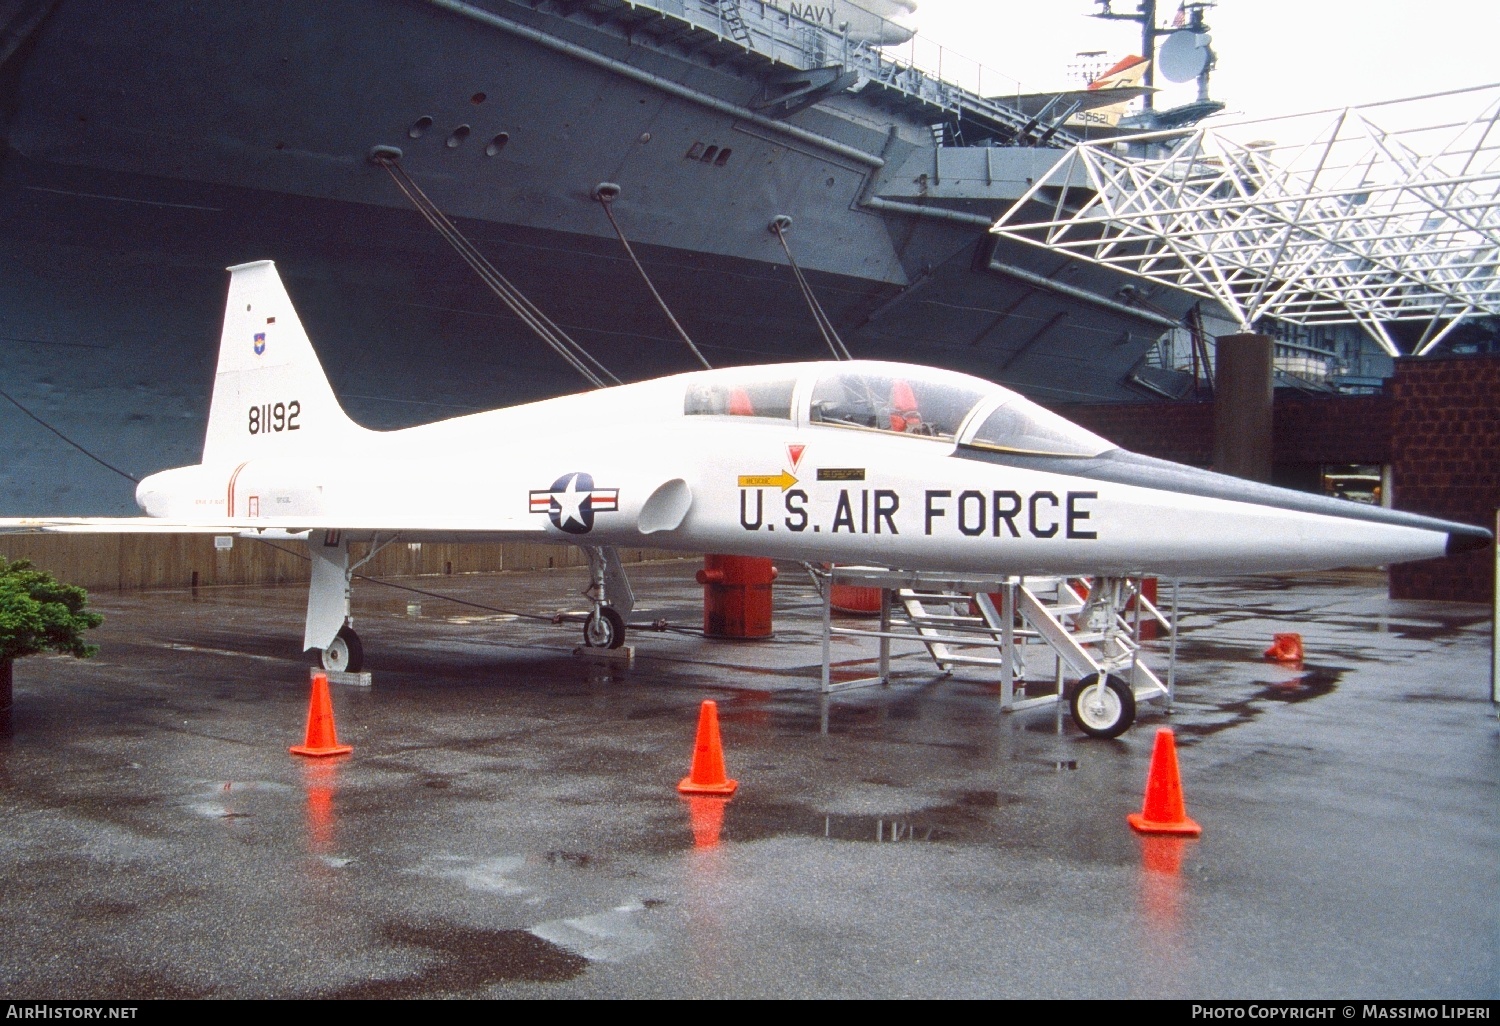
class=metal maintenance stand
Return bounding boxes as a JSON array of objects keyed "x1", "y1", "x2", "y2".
[{"x1": 817, "y1": 565, "x2": 1176, "y2": 731}]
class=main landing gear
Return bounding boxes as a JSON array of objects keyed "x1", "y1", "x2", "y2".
[
  {"x1": 304, "y1": 530, "x2": 393, "y2": 674},
  {"x1": 299, "y1": 535, "x2": 640, "y2": 664},
  {"x1": 583, "y1": 606, "x2": 625, "y2": 650},
  {"x1": 581, "y1": 545, "x2": 635, "y2": 650},
  {"x1": 321, "y1": 624, "x2": 364, "y2": 674}
]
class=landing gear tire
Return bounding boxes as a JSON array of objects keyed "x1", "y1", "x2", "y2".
[
  {"x1": 583, "y1": 606, "x2": 625, "y2": 650},
  {"x1": 321, "y1": 625, "x2": 364, "y2": 674},
  {"x1": 1070, "y1": 672, "x2": 1135, "y2": 739}
]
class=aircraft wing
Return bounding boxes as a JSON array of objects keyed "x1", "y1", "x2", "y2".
[
  {"x1": 0, "y1": 517, "x2": 237, "y2": 534},
  {"x1": 0, "y1": 516, "x2": 545, "y2": 539},
  {"x1": 997, "y1": 86, "x2": 1153, "y2": 118},
  {"x1": 1116, "y1": 99, "x2": 1227, "y2": 131}
]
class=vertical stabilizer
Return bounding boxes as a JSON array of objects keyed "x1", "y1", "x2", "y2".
[
  {"x1": 202, "y1": 261, "x2": 360, "y2": 463},
  {"x1": 1068, "y1": 55, "x2": 1151, "y2": 129}
]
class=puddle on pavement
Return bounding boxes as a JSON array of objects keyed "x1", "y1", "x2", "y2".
[
  {"x1": 625, "y1": 704, "x2": 680, "y2": 721},
  {"x1": 75, "y1": 970, "x2": 215, "y2": 1000},
  {"x1": 1310, "y1": 615, "x2": 1487, "y2": 641},
  {"x1": 1400, "y1": 691, "x2": 1480, "y2": 704},
  {"x1": 1384, "y1": 622, "x2": 1479, "y2": 642},
  {"x1": 1257, "y1": 667, "x2": 1340, "y2": 703},
  {"x1": 823, "y1": 814, "x2": 951, "y2": 842},
  {"x1": 74, "y1": 899, "x2": 137, "y2": 920},
  {"x1": 412, "y1": 854, "x2": 528, "y2": 895},
  {"x1": 531, "y1": 900, "x2": 655, "y2": 963},
  {"x1": 1177, "y1": 639, "x2": 1313, "y2": 664},
  {"x1": 326, "y1": 921, "x2": 587, "y2": 995},
  {"x1": 955, "y1": 789, "x2": 1028, "y2": 807},
  {"x1": 1175, "y1": 666, "x2": 1346, "y2": 738},
  {"x1": 687, "y1": 797, "x2": 1001, "y2": 846}
]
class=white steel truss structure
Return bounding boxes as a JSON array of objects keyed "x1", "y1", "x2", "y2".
[{"x1": 989, "y1": 84, "x2": 1500, "y2": 356}]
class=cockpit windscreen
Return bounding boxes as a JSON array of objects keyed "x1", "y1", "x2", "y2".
[
  {"x1": 967, "y1": 396, "x2": 1114, "y2": 457},
  {"x1": 809, "y1": 371, "x2": 985, "y2": 440}
]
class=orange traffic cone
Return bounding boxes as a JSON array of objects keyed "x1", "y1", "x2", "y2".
[
  {"x1": 677, "y1": 700, "x2": 737, "y2": 795},
  {"x1": 1127, "y1": 728, "x2": 1201, "y2": 836},
  {"x1": 290, "y1": 672, "x2": 353, "y2": 757},
  {"x1": 1263, "y1": 632, "x2": 1304, "y2": 663}
]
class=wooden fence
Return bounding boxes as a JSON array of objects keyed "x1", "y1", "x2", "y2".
[{"x1": 0, "y1": 534, "x2": 682, "y2": 591}]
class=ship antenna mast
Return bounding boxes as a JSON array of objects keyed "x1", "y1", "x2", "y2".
[
  {"x1": 1090, "y1": 1, "x2": 1160, "y2": 110},
  {"x1": 1089, "y1": 1, "x2": 1216, "y2": 110}
]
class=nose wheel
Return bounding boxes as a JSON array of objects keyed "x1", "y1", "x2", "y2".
[
  {"x1": 1070, "y1": 672, "x2": 1135, "y2": 739},
  {"x1": 320, "y1": 625, "x2": 364, "y2": 673},
  {"x1": 579, "y1": 546, "x2": 632, "y2": 650},
  {"x1": 583, "y1": 606, "x2": 626, "y2": 649}
]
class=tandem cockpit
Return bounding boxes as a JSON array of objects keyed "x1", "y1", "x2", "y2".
[{"x1": 680, "y1": 361, "x2": 1116, "y2": 459}]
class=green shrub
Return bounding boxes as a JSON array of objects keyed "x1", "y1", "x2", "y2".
[{"x1": 0, "y1": 557, "x2": 103, "y2": 663}]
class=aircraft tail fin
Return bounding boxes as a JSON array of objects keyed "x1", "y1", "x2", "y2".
[
  {"x1": 202, "y1": 261, "x2": 360, "y2": 464},
  {"x1": 1068, "y1": 56, "x2": 1152, "y2": 129},
  {"x1": 1087, "y1": 55, "x2": 1150, "y2": 91}
]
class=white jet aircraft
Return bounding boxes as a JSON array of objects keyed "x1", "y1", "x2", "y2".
[{"x1": 2, "y1": 263, "x2": 1490, "y2": 734}]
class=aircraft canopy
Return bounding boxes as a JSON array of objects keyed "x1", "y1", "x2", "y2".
[
  {"x1": 685, "y1": 377, "x2": 797, "y2": 420},
  {"x1": 679, "y1": 363, "x2": 1115, "y2": 457},
  {"x1": 810, "y1": 369, "x2": 985, "y2": 440}
]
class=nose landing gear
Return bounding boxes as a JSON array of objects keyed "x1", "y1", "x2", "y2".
[
  {"x1": 580, "y1": 545, "x2": 634, "y2": 650},
  {"x1": 1069, "y1": 672, "x2": 1136, "y2": 739}
]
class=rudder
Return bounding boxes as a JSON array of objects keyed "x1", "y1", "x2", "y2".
[{"x1": 202, "y1": 261, "x2": 359, "y2": 463}]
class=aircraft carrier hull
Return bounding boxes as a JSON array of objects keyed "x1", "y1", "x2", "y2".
[{"x1": 0, "y1": 0, "x2": 1193, "y2": 514}]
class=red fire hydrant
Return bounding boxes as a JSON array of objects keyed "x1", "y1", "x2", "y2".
[{"x1": 697, "y1": 555, "x2": 777, "y2": 638}]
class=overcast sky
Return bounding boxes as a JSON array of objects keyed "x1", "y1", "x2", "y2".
[{"x1": 904, "y1": 1, "x2": 1499, "y2": 121}]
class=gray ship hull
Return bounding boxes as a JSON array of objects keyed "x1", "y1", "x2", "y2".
[{"x1": 0, "y1": 0, "x2": 1192, "y2": 514}]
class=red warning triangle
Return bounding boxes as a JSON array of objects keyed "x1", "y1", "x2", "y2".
[{"x1": 787, "y1": 444, "x2": 805, "y2": 469}]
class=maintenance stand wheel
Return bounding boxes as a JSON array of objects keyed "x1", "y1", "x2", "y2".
[
  {"x1": 1070, "y1": 672, "x2": 1136, "y2": 739},
  {"x1": 583, "y1": 606, "x2": 626, "y2": 649},
  {"x1": 321, "y1": 625, "x2": 364, "y2": 674}
]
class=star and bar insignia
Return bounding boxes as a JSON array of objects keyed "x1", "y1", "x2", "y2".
[{"x1": 529, "y1": 472, "x2": 619, "y2": 534}]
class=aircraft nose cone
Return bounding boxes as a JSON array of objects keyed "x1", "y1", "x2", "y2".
[{"x1": 1446, "y1": 525, "x2": 1494, "y2": 556}]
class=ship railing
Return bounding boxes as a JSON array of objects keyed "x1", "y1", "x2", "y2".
[
  {"x1": 634, "y1": 1, "x2": 1062, "y2": 142},
  {"x1": 840, "y1": 38, "x2": 1079, "y2": 142}
]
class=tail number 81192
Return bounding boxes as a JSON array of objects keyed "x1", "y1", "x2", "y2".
[{"x1": 248, "y1": 400, "x2": 301, "y2": 435}]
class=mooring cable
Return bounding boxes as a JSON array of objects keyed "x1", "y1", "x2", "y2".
[
  {"x1": 0, "y1": 385, "x2": 139, "y2": 483},
  {"x1": 382, "y1": 160, "x2": 617, "y2": 387},
  {"x1": 771, "y1": 217, "x2": 852, "y2": 362},
  {"x1": 250, "y1": 537, "x2": 703, "y2": 635},
  {"x1": 253, "y1": 537, "x2": 562, "y2": 623},
  {"x1": 593, "y1": 183, "x2": 713, "y2": 370},
  {"x1": 372, "y1": 152, "x2": 620, "y2": 389}
]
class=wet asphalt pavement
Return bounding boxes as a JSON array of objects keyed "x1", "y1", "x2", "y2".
[{"x1": 0, "y1": 559, "x2": 1494, "y2": 999}]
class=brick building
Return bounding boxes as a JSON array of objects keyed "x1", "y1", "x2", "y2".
[
  {"x1": 1055, "y1": 355, "x2": 1499, "y2": 603},
  {"x1": 1386, "y1": 357, "x2": 1500, "y2": 602}
]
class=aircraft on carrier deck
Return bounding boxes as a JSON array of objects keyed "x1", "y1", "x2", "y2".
[{"x1": 1, "y1": 263, "x2": 1490, "y2": 734}]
